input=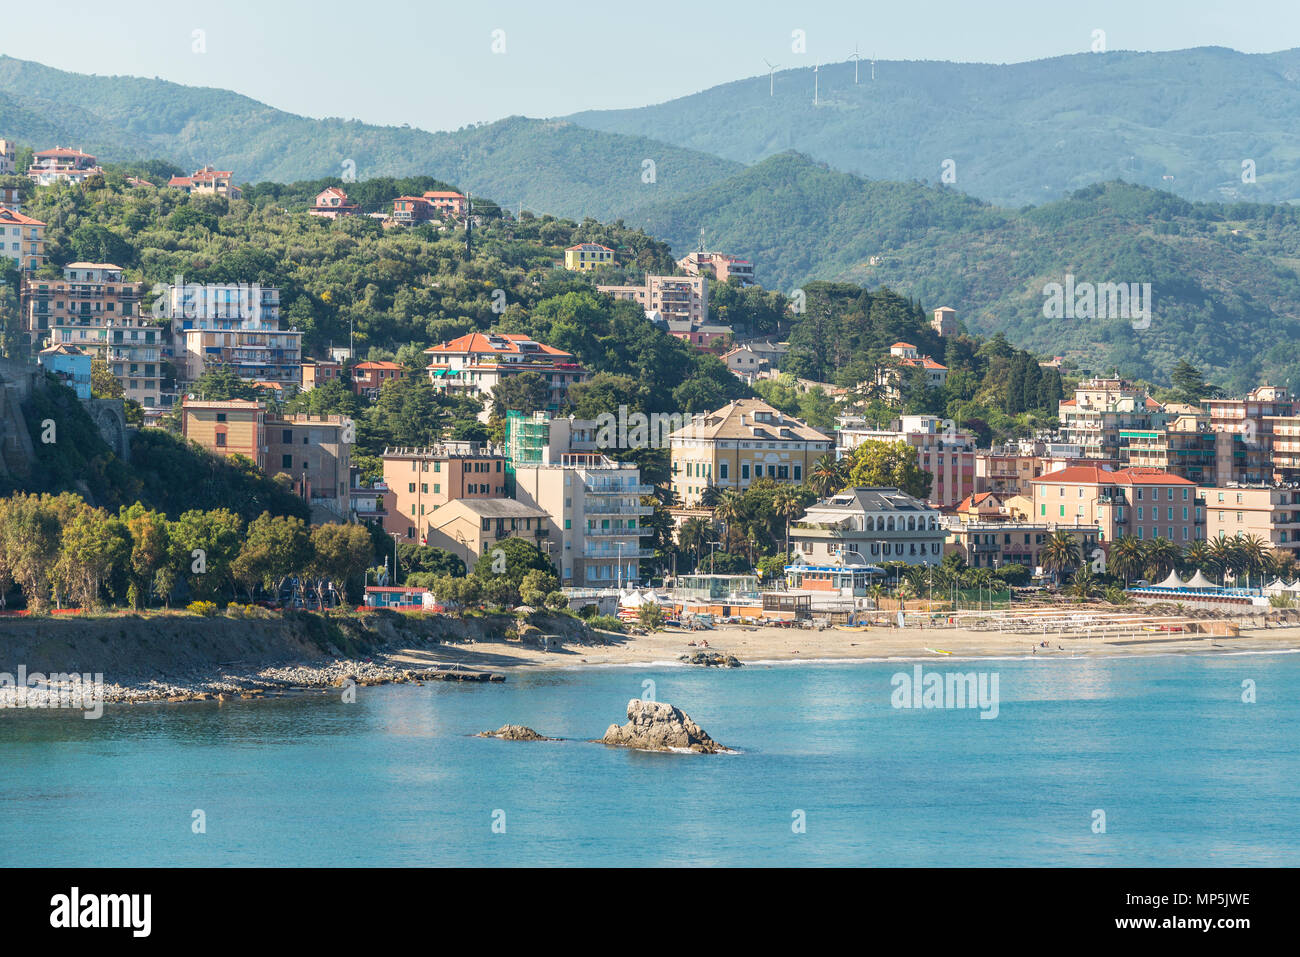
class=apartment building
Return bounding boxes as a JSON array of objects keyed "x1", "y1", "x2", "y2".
[
  {"x1": 424, "y1": 498, "x2": 551, "y2": 567},
  {"x1": 309, "y1": 187, "x2": 359, "y2": 219},
  {"x1": 946, "y1": 521, "x2": 1101, "y2": 571},
  {"x1": 669, "y1": 398, "x2": 833, "y2": 506},
  {"x1": 391, "y1": 196, "x2": 434, "y2": 225},
  {"x1": 264, "y1": 414, "x2": 352, "y2": 515},
  {"x1": 423, "y1": 332, "x2": 587, "y2": 415},
  {"x1": 1030, "y1": 465, "x2": 1204, "y2": 545},
  {"x1": 1204, "y1": 385, "x2": 1294, "y2": 483},
  {"x1": 598, "y1": 275, "x2": 708, "y2": 325},
  {"x1": 790, "y1": 487, "x2": 946, "y2": 567},
  {"x1": 423, "y1": 191, "x2": 467, "y2": 218},
  {"x1": 564, "y1": 243, "x2": 615, "y2": 271},
  {"x1": 0, "y1": 138, "x2": 14, "y2": 175},
  {"x1": 511, "y1": 452, "x2": 653, "y2": 588},
  {"x1": 181, "y1": 399, "x2": 352, "y2": 515},
  {"x1": 151, "y1": 281, "x2": 299, "y2": 388},
  {"x1": 1203, "y1": 485, "x2": 1300, "y2": 558},
  {"x1": 1121, "y1": 408, "x2": 1241, "y2": 485},
  {"x1": 676, "y1": 251, "x2": 754, "y2": 285},
  {"x1": 381, "y1": 444, "x2": 509, "y2": 542},
  {"x1": 1058, "y1": 377, "x2": 1163, "y2": 460},
  {"x1": 0, "y1": 183, "x2": 20, "y2": 212},
  {"x1": 352, "y1": 360, "x2": 405, "y2": 399},
  {"x1": 722, "y1": 344, "x2": 769, "y2": 380},
  {"x1": 27, "y1": 147, "x2": 103, "y2": 186},
  {"x1": 23, "y1": 263, "x2": 162, "y2": 405},
  {"x1": 886, "y1": 342, "x2": 948, "y2": 390},
  {"x1": 36, "y1": 343, "x2": 92, "y2": 400},
  {"x1": 837, "y1": 414, "x2": 975, "y2": 509},
  {"x1": 167, "y1": 166, "x2": 242, "y2": 200},
  {"x1": 0, "y1": 207, "x2": 44, "y2": 272},
  {"x1": 300, "y1": 358, "x2": 343, "y2": 391}
]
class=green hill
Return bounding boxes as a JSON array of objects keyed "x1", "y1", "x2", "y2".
[
  {"x1": 0, "y1": 56, "x2": 740, "y2": 219},
  {"x1": 568, "y1": 46, "x2": 1300, "y2": 207},
  {"x1": 634, "y1": 152, "x2": 1300, "y2": 393}
]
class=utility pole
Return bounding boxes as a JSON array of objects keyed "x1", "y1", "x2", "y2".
[{"x1": 464, "y1": 192, "x2": 473, "y2": 261}]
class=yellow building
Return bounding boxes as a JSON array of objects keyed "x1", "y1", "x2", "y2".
[
  {"x1": 668, "y1": 398, "x2": 834, "y2": 506},
  {"x1": 564, "y1": 243, "x2": 615, "y2": 271}
]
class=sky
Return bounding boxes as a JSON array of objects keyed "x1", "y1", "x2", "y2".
[{"x1": 2, "y1": 0, "x2": 1298, "y2": 132}]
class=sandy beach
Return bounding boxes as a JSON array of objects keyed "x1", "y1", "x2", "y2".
[{"x1": 385, "y1": 620, "x2": 1300, "y2": 673}]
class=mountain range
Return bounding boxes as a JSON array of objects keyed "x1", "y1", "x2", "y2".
[{"x1": 3, "y1": 50, "x2": 1300, "y2": 391}]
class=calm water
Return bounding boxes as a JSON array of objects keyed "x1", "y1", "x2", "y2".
[{"x1": 1, "y1": 654, "x2": 1297, "y2": 866}]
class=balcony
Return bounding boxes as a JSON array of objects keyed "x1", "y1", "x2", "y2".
[
  {"x1": 585, "y1": 483, "x2": 653, "y2": 495},
  {"x1": 586, "y1": 526, "x2": 654, "y2": 537},
  {"x1": 582, "y1": 547, "x2": 654, "y2": 559},
  {"x1": 584, "y1": 504, "x2": 653, "y2": 516}
]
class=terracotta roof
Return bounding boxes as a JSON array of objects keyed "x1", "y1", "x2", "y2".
[
  {"x1": 901, "y1": 356, "x2": 947, "y2": 370},
  {"x1": 424, "y1": 332, "x2": 576, "y2": 362},
  {"x1": 890, "y1": 341, "x2": 915, "y2": 349},
  {"x1": 0, "y1": 208, "x2": 45, "y2": 227},
  {"x1": 354, "y1": 360, "x2": 404, "y2": 371},
  {"x1": 1035, "y1": 465, "x2": 1195, "y2": 486}
]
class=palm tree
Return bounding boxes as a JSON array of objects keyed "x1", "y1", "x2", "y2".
[
  {"x1": 808, "y1": 453, "x2": 844, "y2": 498},
  {"x1": 1144, "y1": 537, "x2": 1181, "y2": 582},
  {"x1": 1040, "y1": 530, "x2": 1081, "y2": 584},
  {"x1": 1110, "y1": 535, "x2": 1144, "y2": 585},
  {"x1": 1206, "y1": 535, "x2": 1235, "y2": 585},
  {"x1": 1069, "y1": 565, "x2": 1103, "y2": 600},
  {"x1": 713, "y1": 489, "x2": 745, "y2": 553},
  {"x1": 771, "y1": 487, "x2": 803, "y2": 560},
  {"x1": 1237, "y1": 534, "x2": 1268, "y2": 589},
  {"x1": 1182, "y1": 539, "x2": 1211, "y2": 576},
  {"x1": 677, "y1": 517, "x2": 713, "y2": 570}
]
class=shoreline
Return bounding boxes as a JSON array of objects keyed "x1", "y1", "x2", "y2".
[{"x1": 5, "y1": 617, "x2": 1300, "y2": 711}]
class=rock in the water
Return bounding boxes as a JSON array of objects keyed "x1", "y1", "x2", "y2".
[
  {"x1": 600, "y1": 699, "x2": 727, "y2": 753},
  {"x1": 679, "y1": 651, "x2": 743, "y2": 668},
  {"x1": 477, "y1": 724, "x2": 557, "y2": 741}
]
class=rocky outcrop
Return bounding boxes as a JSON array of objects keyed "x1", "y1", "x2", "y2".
[
  {"x1": 477, "y1": 725, "x2": 557, "y2": 741},
  {"x1": 599, "y1": 699, "x2": 728, "y2": 753},
  {"x1": 679, "y1": 651, "x2": 743, "y2": 668}
]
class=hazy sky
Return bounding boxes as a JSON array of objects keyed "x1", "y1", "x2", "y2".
[{"x1": 3, "y1": 0, "x2": 1298, "y2": 131}]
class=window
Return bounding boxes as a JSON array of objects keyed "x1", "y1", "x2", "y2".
[
  {"x1": 408, "y1": 483, "x2": 416, "y2": 493},
  {"x1": 793, "y1": 465, "x2": 802, "y2": 480},
  {"x1": 216, "y1": 413, "x2": 227, "y2": 423},
  {"x1": 215, "y1": 433, "x2": 227, "y2": 447},
  {"x1": 719, "y1": 462, "x2": 729, "y2": 480},
  {"x1": 741, "y1": 463, "x2": 750, "y2": 480},
  {"x1": 282, "y1": 430, "x2": 293, "y2": 443},
  {"x1": 421, "y1": 483, "x2": 428, "y2": 494},
  {"x1": 282, "y1": 454, "x2": 293, "y2": 468}
]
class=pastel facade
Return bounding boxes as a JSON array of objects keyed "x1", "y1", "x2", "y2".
[
  {"x1": 27, "y1": 147, "x2": 103, "y2": 185},
  {"x1": 1204, "y1": 485, "x2": 1300, "y2": 558},
  {"x1": 424, "y1": 498, "x2": 550, "y2": 567},
  {"x1": 1030, "y1": 465, "x2": 1204, "y2": 545},
  {"x1": 424, "y1": 332, "x2": 587, "y2": 414},
  {"x1": 352, "y1": 360, "x2": 405, "y2": 399},
  {"x1": 669, "y1": 398, "x2": 833, "y2": 506},
  {"x1": 564, "y1": 243, "x2": 615, "y2": 270},
  {"x1": 837, "y1": 414, "x2": 975, "y2": 509},
  {"x1": 381, "y1": 444, "x2": 509, "y2": 542},
  {"x1": 0, "y1": 207, "x2": 44, "y2": 272},
  {"x1": 309, "y1": 187, "x2": 359, "y2": 219},
  {"x1": 676, "y1": 251, "x2": 754, "y2": 285},
  {"x1": 598, "y1": 275, "x2": 708, "y2": 325},
  {"x1": 168, "y1": 166, "x2": 242, "y2": 199},
  {"x1": 23, "y1": 263, "x2": 160, "y2": 406},
  {"x1": 790, "y1": 487, "x2": 946, "y2": 567}
]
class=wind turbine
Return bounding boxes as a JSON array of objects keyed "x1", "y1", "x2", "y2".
[
  {"x1": 763, "y1": 58, "x2": 778, "y2": 96},
  {"x1": 850, "y1": 44, "x2": 861, "y2": 84},
  {"x1": 814, "y1": 63, "x2": 819, "y2": 106}
]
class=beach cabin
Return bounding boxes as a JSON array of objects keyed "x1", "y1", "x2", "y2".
[{"x1": 363, "y1": 586, "x2": 436, "y2": 611}]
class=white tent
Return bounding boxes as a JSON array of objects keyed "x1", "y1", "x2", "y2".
[
  {"x1": 1156, "y1": 569, "x2": 1185, "y2": 589},
  {"x1": 1284, "y1": 580, "x2": 1300, "y2": 594},
  {"x1": 1184, "y1": 570, "x2": 1217, "y2": 590},
  {"x1": 1264, "y1": 579, "x2": 1288, "y2": 596}
]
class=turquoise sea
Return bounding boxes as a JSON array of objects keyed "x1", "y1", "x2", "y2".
[{"x1": 1, "y1": 654, "x2": 1297, "y2": 866}]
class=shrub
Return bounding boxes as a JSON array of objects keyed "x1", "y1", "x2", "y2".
[
  {"x1": 587, "y1": 614, "x2": 626, "y2": 633},
  {"x1": 187, "y1": 600, "x2": 220, "y2": 617},
  {"x1": 544, "y1": 590, "x2": 570, "y2": 611}
]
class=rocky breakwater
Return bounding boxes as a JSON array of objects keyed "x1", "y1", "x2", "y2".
[
  {"x1": 599, "y1": 699, "x2": 730, "y2": 754},
  {"x1": 679, "y1": 651, "x2": 743, "y2": 668},
  {"x1": 476, "y1": 725, "x2": 558, "y2": 741}
]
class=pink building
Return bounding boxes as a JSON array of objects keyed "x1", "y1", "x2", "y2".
[
  {"x1": 309, "y1": 187, "x2": 359, "y2": 219},
  {"x1": 676, "y1": 251, "x2": 754, "y2": 285}
]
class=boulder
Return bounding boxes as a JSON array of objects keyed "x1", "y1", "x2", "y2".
[
  {"x1": 600, "y1": 699, "x2": 728, "y2": 753},
  {"x1": 477, "y1": 724, "x2": 557, "y2": 741},
  {"x1": 679, "y1": 651, "x2": 743, "y2": 668}
]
